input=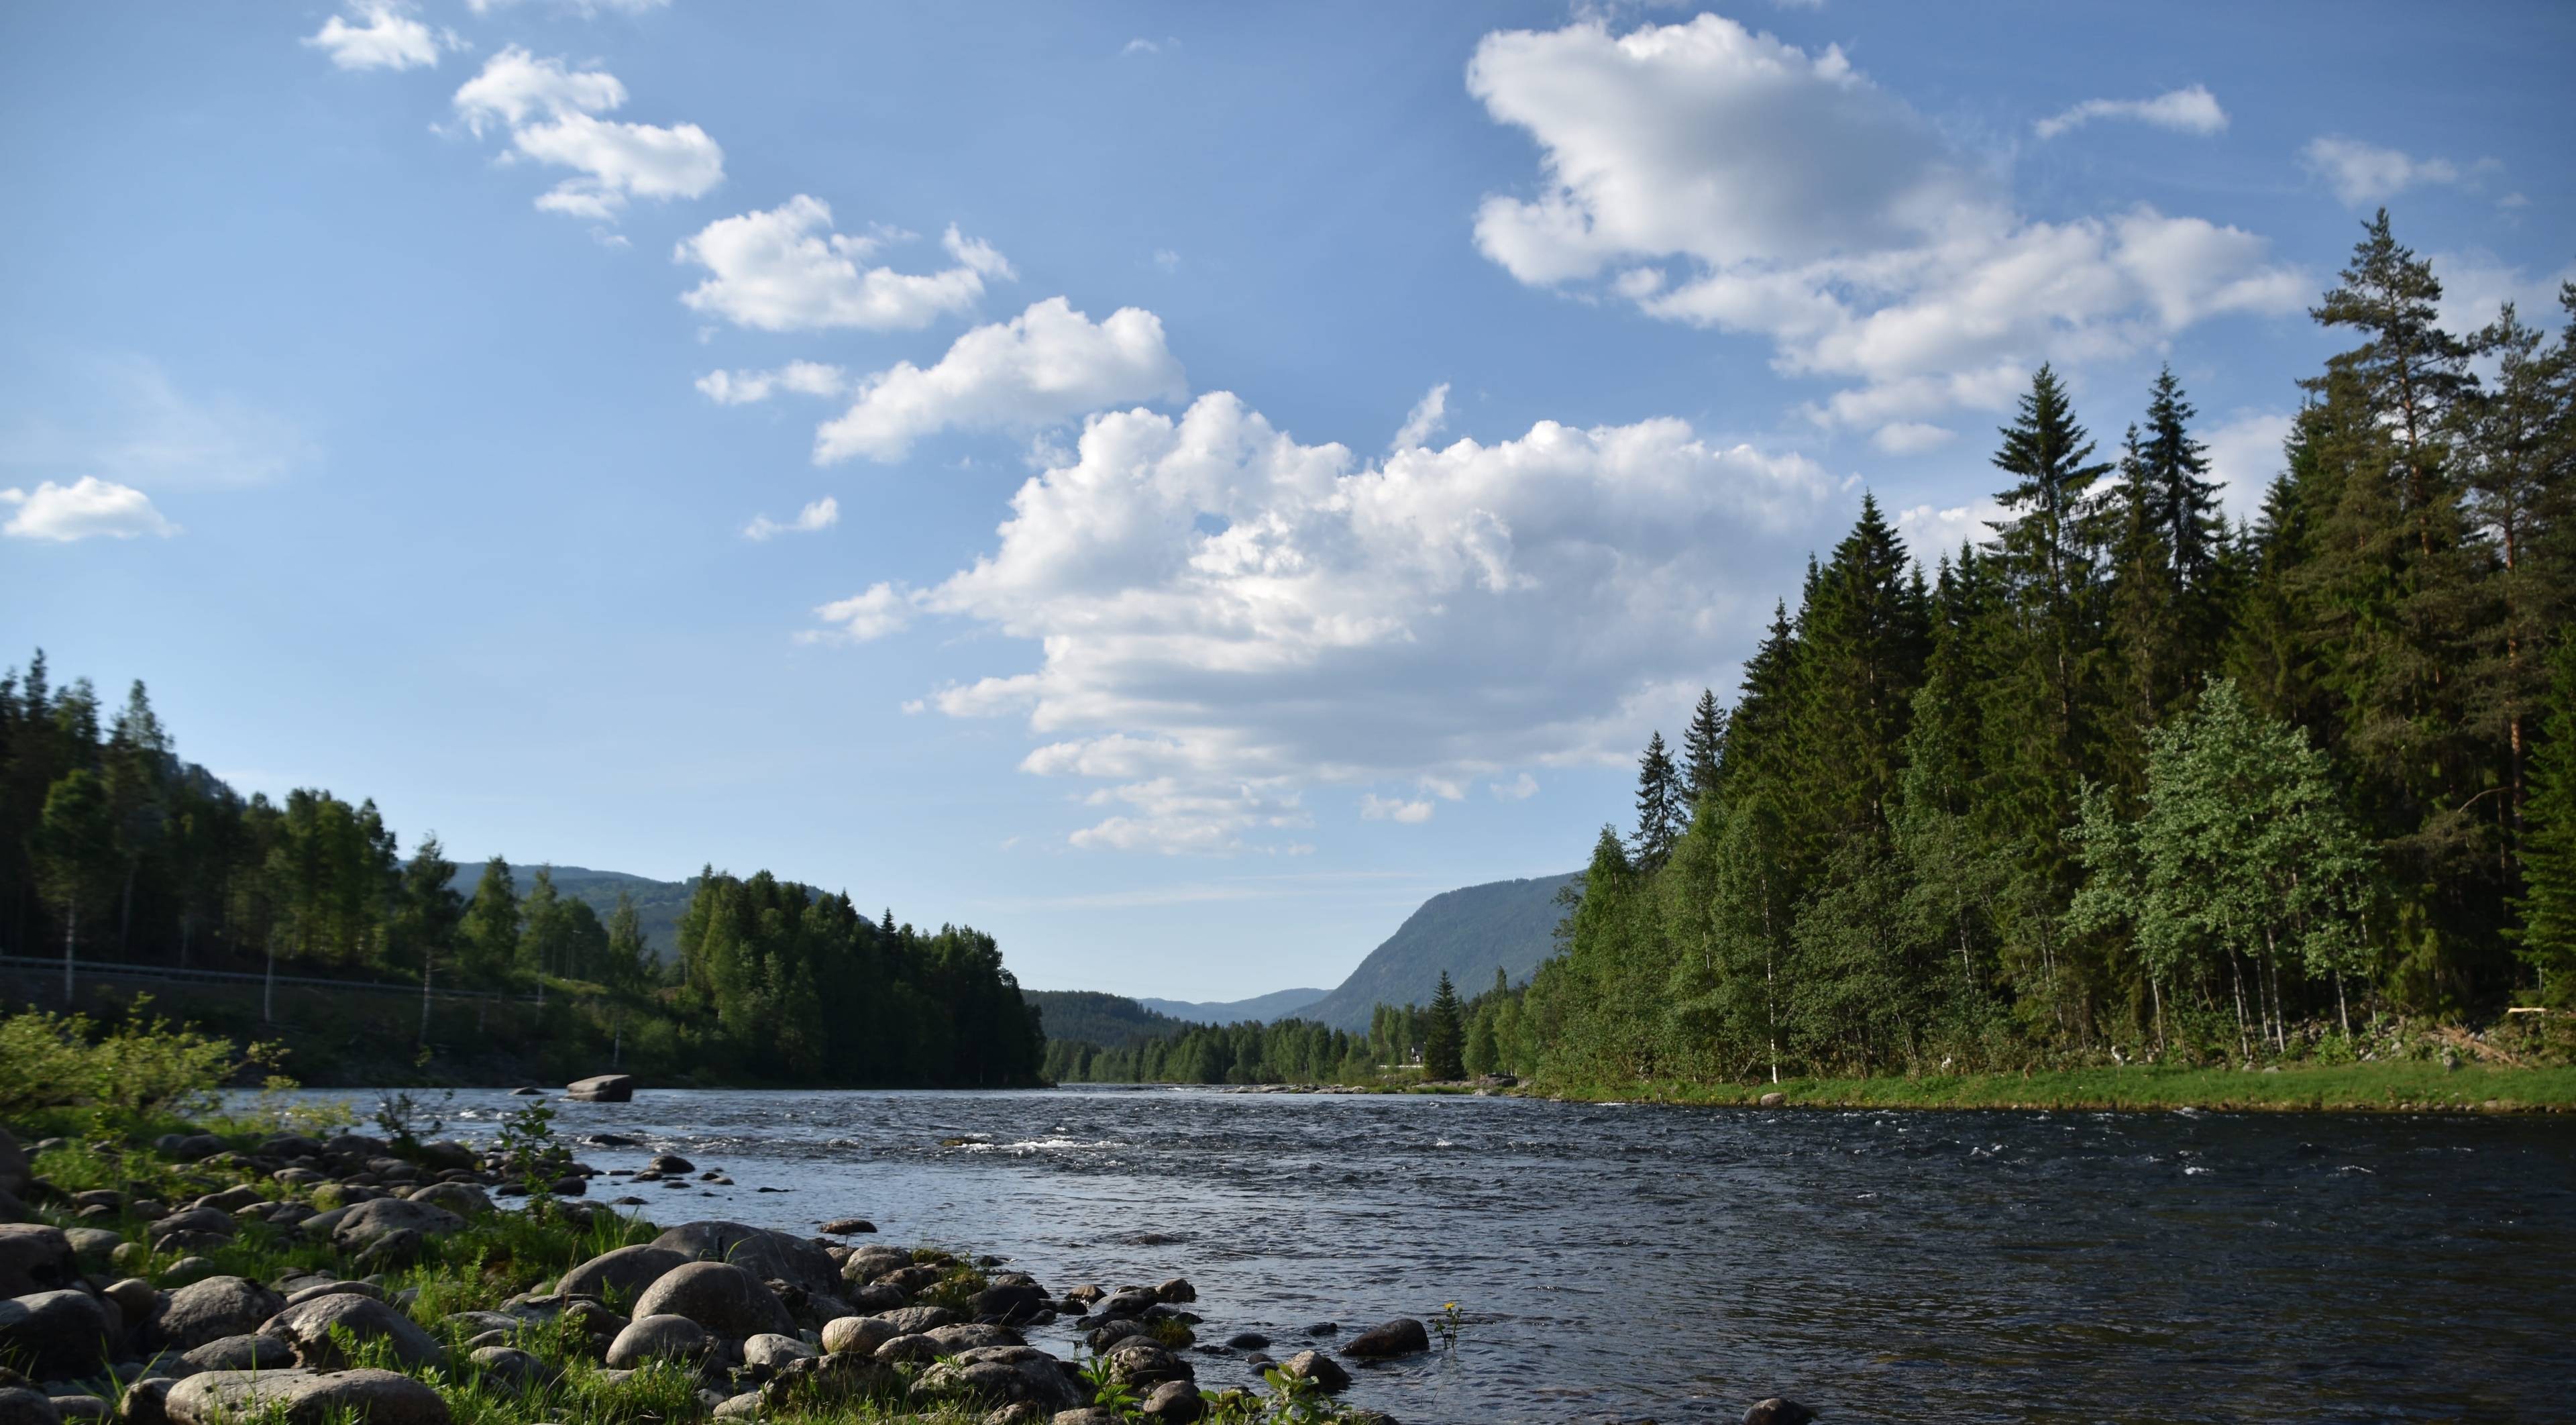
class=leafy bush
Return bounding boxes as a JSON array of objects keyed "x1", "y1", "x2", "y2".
[{"x1": 0, "y1": 1000, "x2": 284, "y2": 1122}]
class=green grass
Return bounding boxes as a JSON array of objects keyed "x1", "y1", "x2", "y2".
[{"x1": 1524, "y1": 1061, "x2": 2576, "y2": 1112}]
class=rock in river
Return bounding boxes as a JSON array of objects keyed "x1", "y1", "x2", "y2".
[
  {"x1": 1340, "y1": 1317, "x2": 1429, "y2": 1358},
  {"x1": 1743, "y1": 1399, "x2": 1816, "y2": 1425},
  {"x1": 564, "y1": 1075, "x2": 635, "y2": 1103}
]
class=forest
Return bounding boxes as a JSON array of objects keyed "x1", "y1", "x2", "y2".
[
  {"x1": 1477, "y1": 214, "x2": 2576, "y2": 1084},
  {"x1": 0, "y1": 668, "x2": 1044, "y2": 1087}
]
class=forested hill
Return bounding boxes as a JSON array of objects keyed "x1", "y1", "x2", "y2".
[
  {"x1": 1022, "y1": 990, "x2": 1191, "y2": 1047},
  {"x1": 445, "y1": 863, "x2": 693, "y2": 961},
  {"x1": 1135, "y1": 987, "x2": 1329, "y2": 1024},
  {"x1": 1301, "y1": 872, "x2": 1580, "y2": 1031}
]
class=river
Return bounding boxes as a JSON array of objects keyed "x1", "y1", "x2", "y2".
[{"x1": 252, "y1": 1086, "x2": 2575, "y2": 1423}]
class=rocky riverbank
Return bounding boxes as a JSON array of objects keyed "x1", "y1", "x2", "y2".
[{"x1": 0, "y1": 1110, "x2": 1457, "y2": 1424}]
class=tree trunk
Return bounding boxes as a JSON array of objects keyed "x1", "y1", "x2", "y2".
[
  {"x1": 2334, "y1": 969, "x2": 2351, "y2": 1041},
  {"x1": 2229, "y1": 953, "x2": 2251, "y2": 1063},
  {"x1": 119, "y1": 861, "x2": 138, "y2": 958},
  {"x1": 62, "y1": 900, "x2": 77, "y2": 1004}
]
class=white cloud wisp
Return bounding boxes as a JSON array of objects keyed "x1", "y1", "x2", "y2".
[
  {"x1": 2035, "y1": 86, "x2": 2228, "y2": 140},
  {"x1": 743, "y1": 495, "x2": 839, "y2": 541},
  {"x1": 304, "y1": 1, "x2": 453, "y2": 71},
  {"x1": 675, "y1": 198, "x2": 1011, "y2": 332}
]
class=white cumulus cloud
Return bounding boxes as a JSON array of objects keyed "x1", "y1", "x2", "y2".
[
  {"x1": 674, "y1": 197, "x2": 1010, "y2": 333},
  {"x1": 304, "y1": 1, "x2": 453, "y2": 71},
  {"x1": 1466, "y1": 15, "x2": 2302, "y2": 429},
  {"x1": 2302, "y1": 136, "x2": 2463, "y2": 207},
  {"x1": 818, "y1": 390, "x2": 1835, "y2": 851},
  {"x1": 451, "y1": 48, "x2": 721, "y2": 221},
  {"x1": 813, "y1": 297, "x2": 1187, "y2": 464},
  {"x1": 802, "y1": 582, "x2": 914, "y2": 643},
  {"x1": 2035, "y1": 85, "x2": 2227, "y2": 140},
  {"x1": 695, "y1": 361, "x2": 851, "y2": 405},
  {"x1": 3, "y1": 478, "x2": 178, "y2": 542},
  {"x1": 743, "y1": 495, "x2": 839, "y2": 541},
  {"x1": 1361, "y1": 794, "x2": 1436, "y2": 824},
  {"x1": 2202, "y1": 410, "x2": 2294, "y2": 517}
]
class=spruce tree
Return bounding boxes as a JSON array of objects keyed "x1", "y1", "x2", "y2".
[
  {"x1": 1796, "y1": 495, "x2": 1929, "y2": 847},
  {"x1": 1631, "y1": 731, "x2": 1684, "y2": 867},
  {"x1": 1681, "y1": 688, "x2": 1726, "y2": 816},
  {"x1": 1423, "y1": 971, "x2": 1466, "y2": 1079},
  {"x1": 458, "y1": 856, "x2": 521, "y2": 988}
]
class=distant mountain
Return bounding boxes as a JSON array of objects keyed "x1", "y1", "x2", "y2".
[
  {"x1": 1299, "y1": 872, "x2": 1580, "y2": 1031},
  {"x1": 1134, "y1": 987, "x2": 1330, "y2": 1024},
  {"x1": 445, "y1": 863, "x2": 697, "y2": 962},
  {"x1": 1023, "y1": 990, "x2": 1191, "y2": 1046}
]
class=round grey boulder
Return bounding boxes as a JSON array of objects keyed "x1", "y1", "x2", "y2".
[
  {"x1": 178, "y1": 1334, "x2": 296, "y2": 1373},
  {"x1": 1339, "y1": 1318, "x2": 1429, "y2": 1359},
  {"x1": 329, "y1": 1199, "x2": 464, "y2": 1254},
  {"x1": 468, "y1": 1345, "x2": 547, "y2": 1391},
  {"x1": 1140, "y1": 1379, "x2": 1205, "y2": 1422},
  {"x1": 0, "y1": 1225, "x2": 79, "y2": 1298},
  {"x1": 819, "y1": 1314, "x2": 896, "y2": 1357},
  {"x1": 632, "y1": 1261, "x2": 794, "y2": 1340},
  {"x1": 402, "y1": 1183, "x2": 492, "y2": 1219},
  {"x1": 1102, "y1": 1338, "x2": 1191, "y2": 1390},
  {"x1": 556, "y1": 1245, "x2": 688, "y2": 1305},
  {"x1": 650, "y1": 1222, "x2": 840, "y2": 1298},
  {"x1": 1275, "y1": 1350, "x2": 1348, "y2": 1392},
  {"x1": 740, "y1": 1332, "x2": 814, "y2": 1370},
  {"x1": 0, "y1": 1290, "x2": 114, "y2": 1379},
  {"x1": 260, "y1": 1294, "x2": 443, "y2": 1370},
  {"x1": 839, "y1": 1246, "x2": 911, "y2": 1285},
  {"x1": 152, "y1": 1275, "x2": 284, "y2": 1351},
  {"x1": 869, "y1": 1304, "x2": 959, "y2": 1336},
  {"x1": 602, "y1": 1314, "x2": 713, "y2": 1369},
  {"x1": 0, "y1": 1389, "x2": 53, "y2": 1425},
  {"x1": 164, "y1": 1368, "x2": 449, "y2": 1425}
]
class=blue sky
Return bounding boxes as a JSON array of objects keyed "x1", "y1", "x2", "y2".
[{"x1": 3, "y1": 1, "x2": 2569, "y2": 1000}]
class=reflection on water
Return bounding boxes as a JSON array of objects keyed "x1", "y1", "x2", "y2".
[{"x1": 250, "y1": 1086, "x2": 2576, "y2": 1423}]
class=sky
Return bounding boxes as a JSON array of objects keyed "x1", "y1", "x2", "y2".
[{"x1": 3, "y1": 1, "x2": 2570, "y2": 1001}]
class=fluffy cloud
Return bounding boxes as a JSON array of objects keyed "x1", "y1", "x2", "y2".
[
  {"x1": 1466, "y1": 16, "x2": 2301, "y2": 428},
  {"x1": 674, "y1": 198, "x2": 1010, "y2": 332},
  {"x1": 2300, "y1": 137, "x2": 2469, "y2": 207},
  {"x1": 695, "y1": 361, "x2": 850, "y2": 405},
  {"x1": 1871, "y1": 421, "x2": 1953, "y2": 456},
  {"x1": 1894, "y1": 498, "x2": 2004, "y2": 559},
  {"x1": 451, "y1": 48, "x2": 721, "y2": 220},
  {"x1": 804, "y1": 582, "x2": 913, "y2": 643},
  {"x1": 3, "y1": 478, "x2": 178, "y2": 542},
  {"x1": 1360, "y1": 794, "x2": 1436, "y2": 824},
  {"x1": 820, "y1": 390, "x2": 1835, "y2": 850},
  {"x1": 2202, "y1": 410, "x2": 2294, "y2": 516},
  {"x1": 303, "y1": 1, "x2": 452, "y2": 71},
  {"x1": 2429, "y1": 250, "x2": 2576, "y2": 341},
  {"x1": 2035, "y1": 85, "x2": 2227, "y2": 140},
  {"x1": 743, "y1": 495, "x2": 839, "y2": 541},
  {"x1": 813, "y1": 298, "x2": 1187, "y2": 464}
]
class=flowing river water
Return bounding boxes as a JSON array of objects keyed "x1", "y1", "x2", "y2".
[{"x1": 258, "y1": 1087, "x2": 2575, "y2": 1423}]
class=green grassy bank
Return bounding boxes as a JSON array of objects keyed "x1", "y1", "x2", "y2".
[{"x1": 1519, "y1": 1060, "x2": 2576, "y2": 1112}]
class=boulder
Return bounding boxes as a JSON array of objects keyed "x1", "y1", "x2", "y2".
[
  {"x1": 321, "y1": 1134, "x2": 389, "y2": 1160},
  {"x1": 163, "y1": 1368, "x2": 449, "y2": 1425},
  {"x1": 740, "y1": 1332, "x2": 814, "y2": 1370},
  {"x1": 839, "y1": 1247, "x2": 911, "y2": 1285},
  {"x1": 1140, "y1": 1380, "x2": 1205, "y2": 1422},
  {"x1": 871, "y1": 1304, "x2": 959, "y2": 1336},
  {"x1": 49, "y1": 1400, "x2": 108, "y2": 1424},
  {"x1": 351, "y1": 1229, "x2": 426, "y2": 1273},
  {"x1": 178, "y1": 1334, "x2": 295, "y2": 1372},
  {"x1": 819, "y1": 1315, "x2": 896, "y2": 1357},
  {"x1": 0, "y1": 1225, "x2": 78, "y2": 1298},
  {"x1": 602, "y1": 1314, "x2": 712, "y2": 1369},
  {"x1": 402, "y1": 1183, "x2": 491, "y2": 1218},
  {"x1": 284, "y1": 1280, "x2": 383, "y2": 1308},
  {"x1": 1093, "y1": 1290, "x2": 1158, "y2": 1320},
  {"x1": 191, "y1": 1188, "x2": 263, "y2": 1216},
  {"x1": 0, "y1": 1291, "x2": 115, "y2": 1379},
  {"x1": 1153, "y1": 1279, "x2": 1195, "y2": 1304},
  {"x1": 647, "y1": 1154, "x2": 694, "y2": 1174},
  {"x1": 0, "y1": 1393, "x2": 52, "y2": 1425},
  {"x1": 115, "y1": 1377, "x2": 171, "y2": 1425},
  {"x1": 908, "y1": 1344, "x2": 1083, "y2": 1413},
  {"x1": 0, "y1": 1190, "x2": 29, "y2": 1226},
  {"x1": 651, "y1": 1222, "x2": 840, "y2": 1298},
  {"x1": 816, "y1": 1218, "x2": 875, "y2": 1235},
  {"x1": 924, "y1": 1323, "x2": 1023, "y2": 1353},
  {"x1": 156, "y1": 1259, "x2": 216, "y2": 1287},
  {"x1": 1224, "y1": 1332, "x2": 1268, "y2": 1350},
  {"x1": 1275, "y1": 1351, "x2": 1348, "y2": 1392},
  {"x1": 631, "y1": 1261, "x2": 794, "y2": 1340},
  {"x1": 556, "y1": 1245, "x2": 689, "y2": 1304},
  {"x1": 973, "y1": 1283, "x2": 1049, "y2": 1324},
  {"x1": 1085, "y1": 1319, "x2": 1150, "y2": 1352},
  {"x1": 144, "y1": 1210, "x2": 231, "y2": 1245},
  {"x1": 260, "y1": 1294, "x2": 443, "y2": 1370},
  {"x1": 1340, "y1": 1318, "x2": 1429, "y2": 1358},
  {"x1": 1743, "y1": 1400, "x2": 1815, "y2": 1425},
  {"x1": 564, "y1": 1075, "x2": 635, "y2": 1102},
  {"x1": 0, "y1": 1130, "x2": 27, "y2": 1197},
  {"x1": 1100, "y1": 1338, "x2": 1191, "y2": 1390},
  {"x1": 166, "y1": 1137, "x2": 223, "y2": 1164},
  {"x1": 468, "y1": 1345, "x2": 547, "y2": 1391},
  {"x1": 1759, "y1": 1092, "x2": 1787, "y2": 1109},
  {"x1": 329, "y1": 1199, "x2": 464, "y2": 1254},
  {"x1": 843, "y1": 1281, "x2": 906, "y2": 1313},
  {"x1": 152, "y1": 1276, "x2": 284, "y2": 1351},
  {"x1": 101, "y1": 1279, "x2": 157, "y2": 1324}
]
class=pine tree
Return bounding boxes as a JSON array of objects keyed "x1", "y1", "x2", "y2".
[
  {"x1": 1680, "y1": 688, "x2": 1726, "y2": 816},
  {"x1": 1423, "y1": 971, "x2": 1466, "y2": 1079},
  {"x1": 1794, "y1": 494, "x2": 1929, "y2": 847},
  {"x1": 458, "y1": 856, "x2": 521, "y2": 988},
  {"x1": 1631, "y1": 731, "x2": 1684, "y2": 867}
]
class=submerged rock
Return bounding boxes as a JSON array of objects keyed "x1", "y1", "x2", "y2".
[
  {"x1": 1340, "y1": 1318, "x2": 1429, "y2": 1358},
  {"x1": 1743, "y1": 1399, "x2": 1815, "y2": 1425}
]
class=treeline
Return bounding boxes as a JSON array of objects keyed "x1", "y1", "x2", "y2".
[
  {"x1": 1044, "y1": 973, "x2": 1487, "y2": 1086},
  {"x1": 1481, "y1": 213, "x2": 2576, "y2": 1084},
  {"x1": 0, "y1": 661, "x2": 1044, "y2": 1086}
]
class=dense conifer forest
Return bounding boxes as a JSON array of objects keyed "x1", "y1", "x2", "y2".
[{"x1": 0, "y1": 666, "x2": 1043, "y2": 1086}]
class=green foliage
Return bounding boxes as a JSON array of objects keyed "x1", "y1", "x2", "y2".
[
  {"x1": 2518, "y1": 637, "x2": 2576, "y2": 1002},
  {"x1": 0, "y1": 1000, "x2": 282, "y2": 1120},
  {"x1": 1421, "y1": 971, "x2": 1465, "y2": 1079},
  {"x1": 494, "y1": 1098, "x2": 570, "y2": 1190}
]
